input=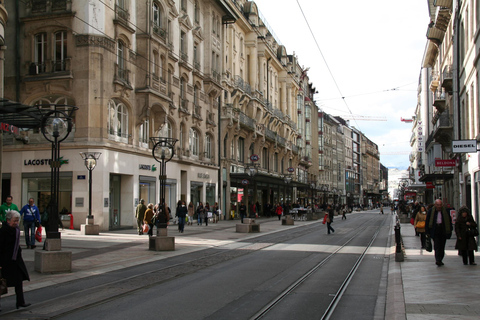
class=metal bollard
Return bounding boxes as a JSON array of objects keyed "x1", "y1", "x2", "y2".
[{"x1": 394, "y1": 223, "x2": 404, "y2": 262}]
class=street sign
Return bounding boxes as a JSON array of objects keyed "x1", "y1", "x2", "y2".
[
  {"x1": 241, "y1": 179, "x2": 249, "y2": 185},
  {"x1": 287, "y1": 167, "x2": 295, "y2": 173},
  {"x1": 452, "y1": 140, "x2": 477, "y2": 153},
  {"x1": 250, "y1": 154, "x2": 259, "y2": 162}
]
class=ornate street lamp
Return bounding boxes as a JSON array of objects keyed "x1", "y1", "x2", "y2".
[
  {"x1": 150, "y1": 137, "x2": 178, "y2": 213},
  {"x1": 41, "y1": 106, "x2": 77, "y2": 240},
  {"x1": 79, "y1": 152, "x2": 102, "y2": 219}
]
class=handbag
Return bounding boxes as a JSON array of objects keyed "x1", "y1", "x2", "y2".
[
  {"x1": 322, "y1": 214, "x2": 328, "y2": 224},
  {"x1": 35, "y1": 226, "x2": 43, "y2": 242},
  {"x1": 466, "y1": 226, "x2": 479, "y2": 237},
  {"x1": 416, "y1": 221, "x2": 425, "y2": 229},
  {"x1": 142, "y1": 223, "x2": 150, "y2": 233},
  {"x1": 425, "y1": 235, "x2": 432, "y2": 252},
  {"x1": 410, "y1": 217, "x2": 415, "y2": 225},
  {"x1": 0, "y1": 270, "x2": 7, "y2": 295}
]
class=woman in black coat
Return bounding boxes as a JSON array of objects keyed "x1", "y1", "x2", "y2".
[
  {"x1": 0, "y1": 211, "x2": 30, "y2": 309},
  {"x1": 455, "y1": 206, "x2": 477, "y2": 265}
]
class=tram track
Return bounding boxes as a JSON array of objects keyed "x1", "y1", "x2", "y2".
[{"x1": 250, "y1": 216, "x2": 387, "y2": 320}]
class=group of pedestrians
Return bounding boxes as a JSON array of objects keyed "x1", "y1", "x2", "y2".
[
  {"x1": 410, "y1": 199, "x2": 478, "y2": 267},
  {"x1": 134, "y1": 199, "x2": 171, "y2": 236}
]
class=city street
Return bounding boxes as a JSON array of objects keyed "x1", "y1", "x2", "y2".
[{"x1": 0, "y1": 210, "x2": 392, "y2": 319}]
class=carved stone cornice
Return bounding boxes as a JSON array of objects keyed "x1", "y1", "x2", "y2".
[{"x1": 75, "y1": 35, "x2": 116, "y2": 53}]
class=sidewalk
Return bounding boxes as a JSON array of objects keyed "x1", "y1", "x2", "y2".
[{"x1": 388, "y1": 221, "x2": 480, "y2": 320}]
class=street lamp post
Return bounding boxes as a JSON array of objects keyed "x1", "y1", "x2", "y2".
[
  {"x1": 284, "y1": 174, "x2": 292, "y2": 204},
  {"x1": 246, "y1": 162, "x2": 259, "y2": 218},
  {"x1": 149, "y1": 137, "x2": 177, "y2": 251},
  {"x1": 80, "y1": 152, "x2": 102, "y2": 219},
  {"x1": 40, "y1": 106, "x2": 77, "y2": 240},
  {"x1": 151, "y1": 137, "x2": 178, "y2": 211}
]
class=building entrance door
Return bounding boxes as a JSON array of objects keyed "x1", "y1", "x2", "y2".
[{"x1": 109, "y1": 174, "x2": 121, "y2": 230}]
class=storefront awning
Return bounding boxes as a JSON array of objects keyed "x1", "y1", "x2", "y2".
[
  {"x1": 0, "y1": 98, "x2": 44, "y2": 129},
  {"x1": 419, "y1": 173, "x2": 453, "y2": 182}
]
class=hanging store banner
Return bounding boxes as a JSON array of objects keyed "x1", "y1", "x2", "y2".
[
  {"x1": 452, "y1": 140, "x2": 477, "y2": 153},
  {"x1": 435, "y1": 159, "x2": 456, "y2": 167}
]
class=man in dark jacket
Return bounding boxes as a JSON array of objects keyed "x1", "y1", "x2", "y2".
[
  {"x1": 425, "y1": 199, "x2": 452, "y2": 266},
  {"x1": 239, "y1": 201, "x2": 247, "y2": 223},
  {"x1": 327, "y1": 205, "x2": 335, "y2": 234}
]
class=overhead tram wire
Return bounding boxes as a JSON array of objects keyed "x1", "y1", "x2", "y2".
[{"x1": 295, "y1": 0, "x2": 361, "y2": 131}]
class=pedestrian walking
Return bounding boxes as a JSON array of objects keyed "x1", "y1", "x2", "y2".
[
  {"x1": 414, "y1": 205, "x2": 427, "y2": 249},
  {"x1": 176, "y1": 200, "x2": 188, "y2": 233},
  {"x1": 239, "y1": 201, "x2": 247, "y2": 223},
  {"x1": 455, "y1": 206, "x2": 478, "y2": 265},
  {"x1": 326, "y1": 205, "x2": 335, "y2": 234},
  {"x1": 19, "y1": 198, "x2": 41, "y2": 249},
  {"x1": 204, "y1": 202, "x2": 211, "y2": 226},
  {"x1": 425, "y1": 199, "x2": 452, "y2": 266},
  {"x1": 0, "y1": 196, "x2": 19, "y2": 224},
  {"x1": 143, "y1": 203, "x2": 155, "y2": 236},
  {"x1": 196, "y1": 202, "x2": 205, "y2": 225},
  {"x1": 380, "y1": 204, "x2": 384, "y2": 214},
  {"x1": 212, "y1": 202, "x2": 219, "y2": 223},
  {"x1": 0, "y1": 211, "x2": 31, "y2": 310},
  {"x1": 135, "y1": 199, "x2": 147, "y2": 235},
  {"x1": 187, "y1": 201, "x2": 194, "y2": 225},
  {"x1": 275, "y1": 203, "x2": 283, "y2": 220},
  {"x1": 341, "y1": 205, "x2": 347, "y2": 220}
]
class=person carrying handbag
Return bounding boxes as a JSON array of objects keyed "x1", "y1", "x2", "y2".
[
  {"x1": 414, "y1": 205, "x2": 427, "y2": 249},
  {"x1": 19, "y1": 199, "x2": 41, "y2": 249}
]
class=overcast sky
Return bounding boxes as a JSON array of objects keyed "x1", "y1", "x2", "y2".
[{"x1": 253, "y1": 0, "x2": 429, "y2": 169}]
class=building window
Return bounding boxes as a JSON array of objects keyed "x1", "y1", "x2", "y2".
[
  {"x1": 274, "y1": 153, "x2": 278, "y2": 172},
  {"x1": 159, "y1": 120, "x2": 172, "y2": 138},
  {"x1": 108, "y1": 99, "x2": 129, "y2": 142},
  {"x1": 153, "y1": 2, "x2": 161, "y2": 27},
  {"x1": 223, "y1": 134, "x2": 228, "y2": 158},
  {"x1": 194, "y1": 1, "x2": 200, "y2": 23},
  {"x1": 237, "y1": 137, "x2": 245, "y2": 163},
  {"x1": 34, "y1": 33, "x2": 47, "y2": 73},
  {"x1": 117, "y1": 40, "x2": 127, "y2": 81},
  {"x1": 54, "y1": 31, "x2": 67, "y2": 72},
  {"x1": 181, "y1": 0, "x2": 187, "y2": 11},
  {"x1": 262, "y1": 148, "x2": 268, "y2": 169},
  {"x1": 139, "y1": 119, "x2": 149, "y2": 145},
  {"x1": 189, "y1": 128, "x2": 199, "y2": 156},
  {"x1": 153, "y1": 51, "x2": 159, "y2": 78},
  {"x1": 205, "y1": 134, "x2": 212, "y2": 159}
]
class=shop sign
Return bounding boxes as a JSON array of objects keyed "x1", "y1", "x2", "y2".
[
  {"x1": 452, "y1": 140, "x2": 477, "y2": 153},
  {"x1": 198, "y1": 173, "x2": 210, "y2": 179},
  {"x1": 426, "y1": 182, "x2": 435, "y2": 189},
  {"x1": 139, "y1": 164, "x2": 157, "y2": 171},
  {"x1": 435, "y1": 159, "x2": 456, "y2": 167},
  {"x1": 0, "y1": 122, "x2": 19, "y2": 135},
  {"x1": 24, "y1": 156, "x2": 69, "y2": 166}
]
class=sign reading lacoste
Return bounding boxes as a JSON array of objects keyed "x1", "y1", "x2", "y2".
[
  {"x1": 452, "y1": 140, "x2": 478, "y2": 153},
  {"x1": 24, "y1": 157, "x2": 69, "y2": 166}
]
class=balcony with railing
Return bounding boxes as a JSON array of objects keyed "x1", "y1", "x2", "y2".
[
  {"x1": 239, "y1": 112, "x2": 255, "y2": 131},
  {"x1": 26, "y1": 58, "x2": 72, "y2": 80},
  {"x1": 27, "y1": 0, "x2": 71, "y2": 15},
  {"x1": 115, "y1": 4, "x2": 130, "y2": 22},
  {"x1": 433, "y1": 88, "x2": 446, "y2": 113},
  {"x1": 441, "y1": 65, "x2": 453, "y2": 93},
  {"x1": 432, "y1": 113, "x2": 453, "y2": 148},
  {"x1": 153, "y1": 24, "x2": 167, "y2": 40},
  {"x1": 179, "y1": 98, "x2": 190, "y2": 114},
  {"x1": 114, "y1": 63, "x2": 131, "y2": 86},
  {"x1": 193, "y1": 104, "x2": 202, "y2": 120},
  {"x1": 234, "y1": 76, "x2": 252, "y2": 95}
]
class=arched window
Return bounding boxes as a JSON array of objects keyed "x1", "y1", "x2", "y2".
[
  {"x1": 205, "y1": 134, "x2": 212, "y2": 159},
  {"x1": 159, "y1": 120, "x2": 172, "y2": 138},
  {"x1": 189, "y1": 128, "x2": 199, "y2": 156},
  {"x1": 153, "y1": 2, "x2": 161, "y2": 27},
  {"x1": 223, "y1": 134, "x2": 228, "y2": 158},
  {"x1": 108, "y1": 99, "x2": 129, "y2": 142}
]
